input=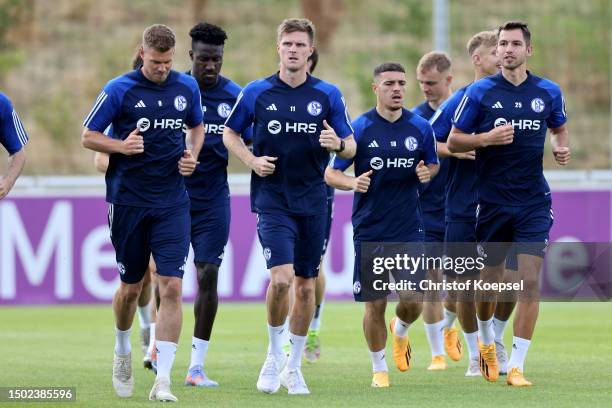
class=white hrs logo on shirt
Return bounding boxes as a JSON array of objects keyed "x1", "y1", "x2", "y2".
[
  {"x1": 494, "y1": 117, "x2": 541, "y2": 130},
  {"x1": 266, "y1": 120, "x2": 317, "y2": 134}
]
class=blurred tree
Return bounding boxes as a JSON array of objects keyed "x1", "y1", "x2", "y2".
[
  {"x1": 301, "y1": 0, "x2": 344, "y2": 50},
  {"x1": 0, "y1": 0, "x2": 32, "y2": 83}
]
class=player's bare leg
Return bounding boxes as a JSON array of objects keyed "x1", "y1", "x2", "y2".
[
  {"x1": 150, "y1": 275, "x2": 182, "y2": 401},
  {"x1": 364, "y1": 298, "x2": 390, "y2": 387},
  {"x1": 186, "y1": 262, "x2": 220, "y2": 387},
  {"x1": 422, "y1": 268, "x2": 447, "y2": 370},
  {"x1": 280, "y1": 276, "x2": 316, "y2": 394},
  {"x1": 257, "y1": 264, "x2": 292, "y2": 394},
  {"x1": 112, "y1": 279, "x2": 143, "y2": 397},
  {"x1": 145, "y1": 258, "x2": 158, "y2": 371},
  {"x1": 493, "y1": 267, "x2": 518, "y2": 375},
  {"x1": 506, "y1": 254, "x2": 541, "y2": 387},
  {"x1": 137, "y1": 265, "x2": 153, "y2": 367},
  {"x1": 476, "y1": 262, "x2": 504, "y2": 381},
  {"x1": 304, "y1": 264, "x2": 326, "y2": 363},
  {"x1": 390, "y1": 294, "x2": 423, "y2": 373}
]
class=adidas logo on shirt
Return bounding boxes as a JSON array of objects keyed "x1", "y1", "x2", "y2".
[
  {"x1": 368, "y1": 140, "x2": 379, "y2": 148},
  {"x1": 492, "y1": 101, "x2": 503, "y2": 109},
  {"x1": 135, "y1": 100, "x2": 146, "y2": 108},
  {"x1": 266, "y1": 104, "x2": 277, "y2": 111}
]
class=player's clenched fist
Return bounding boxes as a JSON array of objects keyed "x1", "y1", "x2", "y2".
[
  {"x1": 353, "y1": 170, "x2": 372, "y2": 193},
  {"x1": 415, "y1": 160, "x2": 431, "y2": 183},
  {"x1": 179, "y1": 150, "x2": 199, "y2": 176},
  {"x1": 121, "y1": 128, "x2": 144, "y2": 155},
  {"x1": 319, "y1": 120, "x2": 342, "y2": 152},
  {"x1": 483, "y1": 124, "x2": 514, "y2": 147},
  {"x1": 250, "y1": 155, "x2": 277, "y2": 177},
  {"x1": 552, "y1": 146, "x2": 570, "y2": 166}
]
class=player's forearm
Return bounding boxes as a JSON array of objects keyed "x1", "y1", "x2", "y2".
[
  {"x1": 223, "y1": 127, "x2": 256, "y2": 169},
  {"x1": 550, "y1": 125, "x2": 569, "y2": 149},
  {"x1": 187, "y1": 123, "x2": 205, "y2": 159},
  {"x1": 81, "y1": 129, "x2": 125, "y2": 154},
  {"x1": 436, "y1": 141, "x2": 454, "y2": 158},
  {"x1": 427, "y1": 163, "x2": 440, "y2": 179},
  {"x1": 324, "y1": 167, "x2": 354, "y2": 191},
  {"x1": 4, "y1": 148, "x2": 26, "y2": 185},
  {"x1": 448, "y1": 127, "x2": 483, "y2": 152},
  {"x1": 336, "y1": 136, "x2": 356, "y2": 159}
]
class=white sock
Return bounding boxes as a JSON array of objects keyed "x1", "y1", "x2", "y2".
[
  {"x1": 443, "y1": 309, "x2": 457, "y2": 329},
  {"x1": 137, "y1": 304, "x2": 151, "y2": 329},
  {"x1": 507, "y1": 336, "x2": 531, "y2": 372},
  {"x1": 287, "y1": 332, "x2": 307, "y2": 370},
  {"x1": 477, "y1": 317, "x2": 495, "y2": 345},
  {"x1": 493, "y1": 317, "x2": 508, "y2": 343},
  {"x1": 463, "y1": 331, "x2": 479, "y2": 360},
  {"x1": 424, "y1": 320, "x2": 445, "y2": 357},
  {"x1": 268, "y1": 323, "x2": 285, "y2": 356},
  {"x1": 189, "y1": 337, "x2": 209, "y2": 369},
  {"x1": 393, "y1": 317, "x2": 410, "y2": 338},
  {"x1": 155, "y1": 340, "x2": 177, "y2": 380},
  {"x1": 146, "y1": 323, "x2": 156, "y2": 355},
  {"x1": 370, "y1": 348, "x2": 388, "y2": 373},
  {"x1": 309, "y1": 303, "x2": 324, "y2": 331},
  {"x1": 115, "y1": 327, "x2": 131, "y2": 355},
  {"x1": 282, "y1": 319, "x2": 290, "y2": 348}
]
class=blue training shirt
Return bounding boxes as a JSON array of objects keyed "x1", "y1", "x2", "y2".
[
  {"x1": 83, "y1": 69, "x2": 203, "y2": 208},
  {"x1": 411, "y1": 100, "x2": 449, "y2": 233},
  {"x1": 430, "y1": 85, "x2": 477, "y2": 222},
  {"x1": 330, "y1": 108, "x2": 438, "y2": 242},
  {"x1": 225, "y1": 73, "x2": 353, "y2": 216},
  {"x1": 452, "y1": 71, "x2": 567, "y2": 206},
  {"x1": 185, "y1": 74, "x2": 251, "y2": 210},
  {"x1": 0, "y1": 93, "x2": 28, "y2": 155}
]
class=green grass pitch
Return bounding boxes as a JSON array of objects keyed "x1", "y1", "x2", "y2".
[{"x1": 1, "y1": 302, "x2": 611, "y2": 407}]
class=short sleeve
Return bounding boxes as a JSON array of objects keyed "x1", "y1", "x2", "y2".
[
  {"x1": 421, "y1": 123, "x2": 439, "y2": 165},
  {"x1": 430, "y1": 104, "x2": 453, "y2": 142},
  {"x1": 185, "y1": 81, "x2": 204, "y2": 128},
  {"x1": 452, "y1": 88, "x2": 482, "y2": 134},
  {"x1": 224, "y1": 88, "x2": 255, "y2": 135},
  {"x1": 83, "y1": 82, "x2": 121, "y2": 133},
  {"x1": 326, "y1": 87, "x2": 354, "y2": 138},
  {"x1": 547, "y1": 89, "x2": 567, "y2": 129},
  {"x1": 0, "y1": 95, "x2": 28, "y2": 154}
]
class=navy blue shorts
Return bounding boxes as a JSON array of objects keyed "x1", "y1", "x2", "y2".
[
  {"x1": 108, "y1": 203, "x2": 190, "y2": 284},
  {"x1": 353, "y1": 235, "x2": 426, "y2": 302},
  {"x1": 321, "y1": 193, "x2": 334, "y2": 256},
  {"x1": 256, "y1": 212, "x2": 327, "y2": 278},
  {"x1": 443, "y1": 221, "x2": 480, "y2": 277},
  {"x1": 476, "y1": 201, "x2": 553, "y2": 266},
  {"x1": 424, "y1": 228, "x2": 445, "y2": 259},
  {"x1": 191, "y1": 203, "x2": 230, "y2": 266}
]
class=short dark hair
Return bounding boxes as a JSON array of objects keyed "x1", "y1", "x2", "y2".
[
  {"x1": 373, "y1": 62, "x2": 406, "y2": 77},
  {"x1": 498, "y1": 21, "x2": 531, "y2": 46},
  {"x1": 189, "y1": 22, "x2": 228, "y2": 47},
  {"x1": 277, "y1": 18, "x2": 315, "y2": 44},
  {"x1": 142, "y1": 24, "x2": 175, "y2": 52},
  {"x1": 308, "y1": 48, "x2": 319, "y2": 73}
]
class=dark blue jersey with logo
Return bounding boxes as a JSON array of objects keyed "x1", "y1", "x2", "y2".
[
  {"x1": 184, "y1": 74, "x2": 251, "y2": 209},
  {"x1": 83, "y1": 69, "x2": 203, "y2": 208},
  {"x1": 430, "y1": 85, "x2": 477, "y2": 222},
  {"x1": 225, "y1": 73, "x2": 353, "y2": 216},
  {"x1": 0, "y1": 93, "x2": 28, "y2": 154},
  {"x1": 411, "y1": 100, "x2": 449, "y2": 233},
  {"x1": 330, "y1": 108, "x2": 438, "y2": 242},
  {"x1": 453, "y1": 71, "x2": 567, "y2": 206}
]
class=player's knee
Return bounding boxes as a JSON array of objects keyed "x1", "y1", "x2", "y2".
[
  {"x1": 119, "y1": 282, "x2": 142, "y2": 303},
  {"x1": 294, "y1": 282, "x2": 314, "y2": 304},
  {"x1": 365, "y1": 299, "x2": 387, "y2": 319},
  {"x1": 270, "y1": 266, "x2": 293, "y2": 294},
  {"x1": 196, "y1": 263, "x2": 219, "y2": 292},
  {"x1": 159, "y1": 279, "x2": 182, "y2": 302}
]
